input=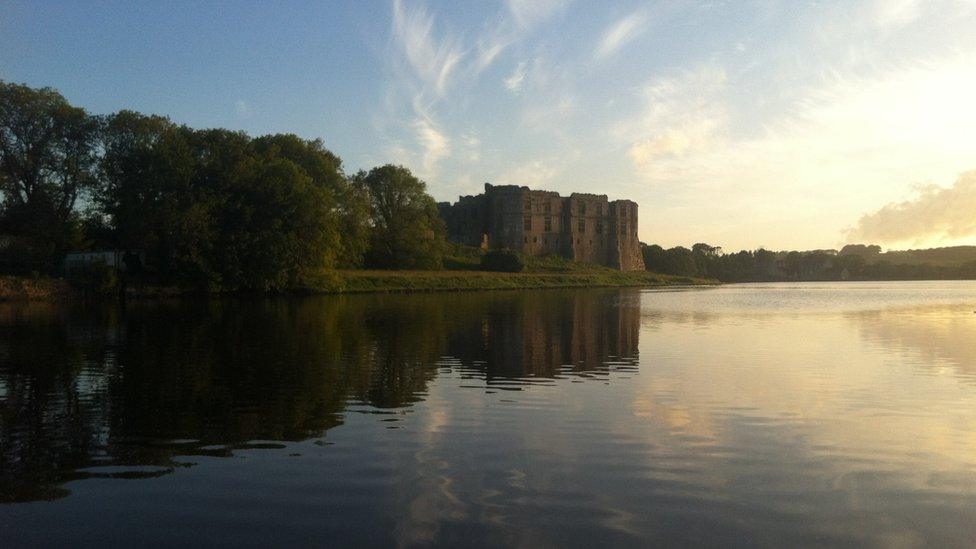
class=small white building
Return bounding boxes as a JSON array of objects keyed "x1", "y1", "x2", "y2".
[{"x1": 64, "y1": 250, "x2": 127, "y2": 270}]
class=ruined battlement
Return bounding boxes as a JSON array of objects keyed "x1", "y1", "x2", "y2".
[{"x1": 438, "y1": 183, "x2": 645, "y2": 270}]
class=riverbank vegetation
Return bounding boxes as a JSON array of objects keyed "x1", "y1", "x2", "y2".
[
  {"x1": 0, "y1": 81, "x2": 448, "y2": 291},
  {"x1": 643, "y1": 243, "x2": 976, "y2": 282},
  {"x1": 0, "y1": 81, "x2": 708, "y2": 298}
]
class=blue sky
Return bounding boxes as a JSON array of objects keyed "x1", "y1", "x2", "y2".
[{"x1": 3, "y1": 0, "x2": 976, "y2": 251}]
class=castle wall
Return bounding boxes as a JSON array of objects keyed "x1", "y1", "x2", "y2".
[{"x1": 441, "y1": 183, "x2": 645, "y2": 270}]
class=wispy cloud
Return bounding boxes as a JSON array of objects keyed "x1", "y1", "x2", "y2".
[
  {"x1": 846, "y1": 171, "x2": 976, "y2": 246},
  {"x1": 382, "y1": 0, "x2": 550, "y2": 179},
  {"x1": 506, "y1": 0, "x2": 569, "y2": 29},
  {"x1": 496, "y1": 158, "x2": 561, "y2": 187},
  {"x1": 504, "y1": 61, "x2": 528, "y2": 93},
  {"x1": 385, "y1": 0, "x2": 469, "y2": 178},
  {"x1": 460, "y1": 133, "x2": 481, "y2": 162},
  {"x1": 392, "y1": 0, "x2": 464, "y2": 97},
  {"x1": 476, "y1": 37, "x2": 508, "y2": 72},
  {"x1": 234, "y1": 99, "x2": 250, "y2": 118},
  {"x1": 613, "y1": 52, "x2": 976, "y2": 248},
  {"x1": 872, "y1": 0, "x2": 921, "y2": 30},
  {"x1": 617, "y1": 65, "x2": 728, "y2": 169},
  {"x1": 596, "y1": 10, "x2": 647, "y2": 58},
  {"x1": 413, "y1": 113, "x2": 450, "y2": 174},
  {"x1": 522, "y1": 94, "x2": 575, "y2": 132}
]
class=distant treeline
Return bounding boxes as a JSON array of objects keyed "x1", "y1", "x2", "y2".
[
  {"x1": 0, "y1": 81, "x2": 446, "y2": 290},
  {"x1": 643, "y1": 243, "x2": 976, "y2": 282}
]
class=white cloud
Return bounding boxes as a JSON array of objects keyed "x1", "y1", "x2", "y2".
[
  {"x1": 234, "y1": 100, "x2": 250, "y2": 118},
  {"x1": 872, "y1": 0, "x2": 921, "y2": 29},
  {"x1": 476, "y1": 38, "x2": 508, "y2": 72},
  {"x1": 595, "y1": 10, "x2": 647, "y2": 59},
  {"x1": 392, "y1": 0, "x2": 464, "y2": 97},
  {"x1": 460, "y1": 133, "x2": 481, "y2": 162},
  {"x1": 496, "y1": 158, "x2": 560, "y2": 187},
  {"x1": 413, "y1": 114, "x2": 450, "y2": 174},
  {"x1": 506, "y1": 0, "x2": 569, "y2": 29},
  {"x1": 522, "y1": 94, "x2": 575, "y2": 132},
  {"x1": 504, "y1": 61, "x2": 528, "y2": 93},
  {"x1": 615, "y1": 54, "x2": 976, "y2": 248},
  {"x1": 616, "y1": 65, "x2": 728, "y2": 169},
  {"x1": 847, "y1": 171, "x2": 976, "y2": 246}
]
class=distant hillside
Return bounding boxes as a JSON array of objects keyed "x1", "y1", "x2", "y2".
[
  {"x1": 645, "y1": 243, "x2": 976, "y2": 282},
  {"x1": 879, "y1": 246, "x2": 976, "y2": 266}
]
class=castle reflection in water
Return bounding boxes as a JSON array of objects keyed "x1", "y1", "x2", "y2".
[{"x1": 0, "y1": 289, "x2": 641, "y2": 502}]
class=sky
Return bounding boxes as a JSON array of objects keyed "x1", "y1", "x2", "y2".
[{"x1": 2, "y1": 0, "x2": 976, "y2": 252}]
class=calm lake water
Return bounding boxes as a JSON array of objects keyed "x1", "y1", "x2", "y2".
[{"x1": 2, "y1": 282, "x2": 976, "y2": 547}]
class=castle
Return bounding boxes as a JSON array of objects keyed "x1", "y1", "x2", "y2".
[{"x1": 438, "y1": 184, "x2": 645, "y2": 271}]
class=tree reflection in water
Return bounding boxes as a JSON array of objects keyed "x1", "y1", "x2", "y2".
[{"x1": 0, "y1": 290, "x2": 640, "y2": 502}]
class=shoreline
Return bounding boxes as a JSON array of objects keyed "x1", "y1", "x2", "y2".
[
  {"x1": 0, "y1": 271, "x2": 715, "y2": 301},
  {"x1": 329, "y1": 270, "x2": 712, "y2": 294}
]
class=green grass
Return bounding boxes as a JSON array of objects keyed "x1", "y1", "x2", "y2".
[
  {"x1": 306, "y1": 245, "x2": 714, "y2": 294},
  {"x1": 310, "y1": 268, "x2": 712, "y2": 294},
  {"x1": 0, "y1": 245, "x2": 714, "y2": 301}
]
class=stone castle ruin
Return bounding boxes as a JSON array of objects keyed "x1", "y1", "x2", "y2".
[{"x1": 438, "y1": 184, "x2": 645, "y2": 271}]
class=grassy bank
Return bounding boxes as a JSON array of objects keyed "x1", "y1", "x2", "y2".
[
  {"x1": 0, "y1": 270, "x2": 712, "y2": 301},
  {"x1": 0, "y1": 250, "x2": 716, "y2": 301},
  {"x1": 0, "y1": 276, "x2": 70, "y2": 301},
  {"x1": 326, "y1": 269, "x2": 711, "y2": 294}
]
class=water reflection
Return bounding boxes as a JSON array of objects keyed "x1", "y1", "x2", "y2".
[
  {"x1": 4, "y1": 284, "x2": 976, "y2": 547},
  {"x1": 0, "y1": 290, "x2": 639, "y2": 503},
  {"x1": 848, "y1": 305, "x2": 976, "y2": 380}
]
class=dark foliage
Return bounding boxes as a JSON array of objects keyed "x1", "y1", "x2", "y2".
[
  {"x1": 643, "y1": 242, "x2": 976, "y2": 282},
  {"x1": 0, "y1": 82, "x2": 448, "y2": 290},
  {"x1": 481, "y1": 249, "x2": 525, "y2": 272}
]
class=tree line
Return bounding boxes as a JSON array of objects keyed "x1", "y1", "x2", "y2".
[
  {"x1": 0, "y1": 81, "x2": 447, "y2": 290},
  {"x1": 642, "y1": 243, "x2": 976, "y2": 282}
]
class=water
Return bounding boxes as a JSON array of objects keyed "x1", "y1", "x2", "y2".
[{"x1": 2, "y1": 282, "x2": 976, "y2": 547}]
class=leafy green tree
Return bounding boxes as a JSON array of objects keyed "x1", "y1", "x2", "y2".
[
  {"x1": 213, "y1": 156, "x2": 338, "y2": 290},
  {"x1": 252, "y1": 134, "x2": 369, "y2": 267},
  {"x1": 360, "y1": 165, "x2": 446, "y2": 270},
  {"x1": 97, "y1": 110, "x2": 196, "y2": 277},
  {"x1": 0, "y1": 81, "x2": 100, "y2": 269},
  {"x1": 641, "y1": 243, "x2": 667, "y2": 273}
]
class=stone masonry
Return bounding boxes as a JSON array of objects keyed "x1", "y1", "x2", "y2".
[{"x1": 438, "y1": 183, "x2": 645, "y2": 270}]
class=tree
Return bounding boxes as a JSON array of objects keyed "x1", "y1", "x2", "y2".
[
  {"x1": 252, "y1": 134, "x2": 369, "y2": 267},
  {"x1": 0, "y1": 81, "x2": 100, "y2": 268},
  {"x1": 641, "y1": 243, "x2": 667, "y2": 273},
  {"x1": 97, "y1": 110, "x2": 196, "y2": 276},
  {"x1": 360, "y1": 165, "x2": 446, "y2": 270},
  {"x1": 214, "y1": 156, "x2": 338, "y2": 290}
]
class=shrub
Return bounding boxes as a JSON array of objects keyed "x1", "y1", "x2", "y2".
[
  {"x1": 66, "y1": 261, "x2": 119, "y2": 294},
  {"x1": 481, "y1": 249, "x2": 524, "y2": 273}
]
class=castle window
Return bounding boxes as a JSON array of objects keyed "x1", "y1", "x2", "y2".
[
  {"x1": 524, "y1": 237, "x2": 528, "y2": 243},
  {"x1": 578, "y1": 219, "x2": 585, "y2": 232},
  {"x1": 595, "y1": 220, "x2": 603, "y2": 234},
  {"x1": 533, "y1": 236, "x2": 537, "y2": 243},
  {"x1": 524, "y1": 216, "x2": 532, "y2": 231},
  {"x1": 544, "y1": 203, "x2": 551, "y2": 213},
  {"x1": 579, "y1": 203, "x2": 586, "y2": 215},
  {"x1": 544, "y1": 216, "x2": 552, "y2": 232},
  {"x1": 621, "y1": 219, "x2": 627, "y2": 233}
]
